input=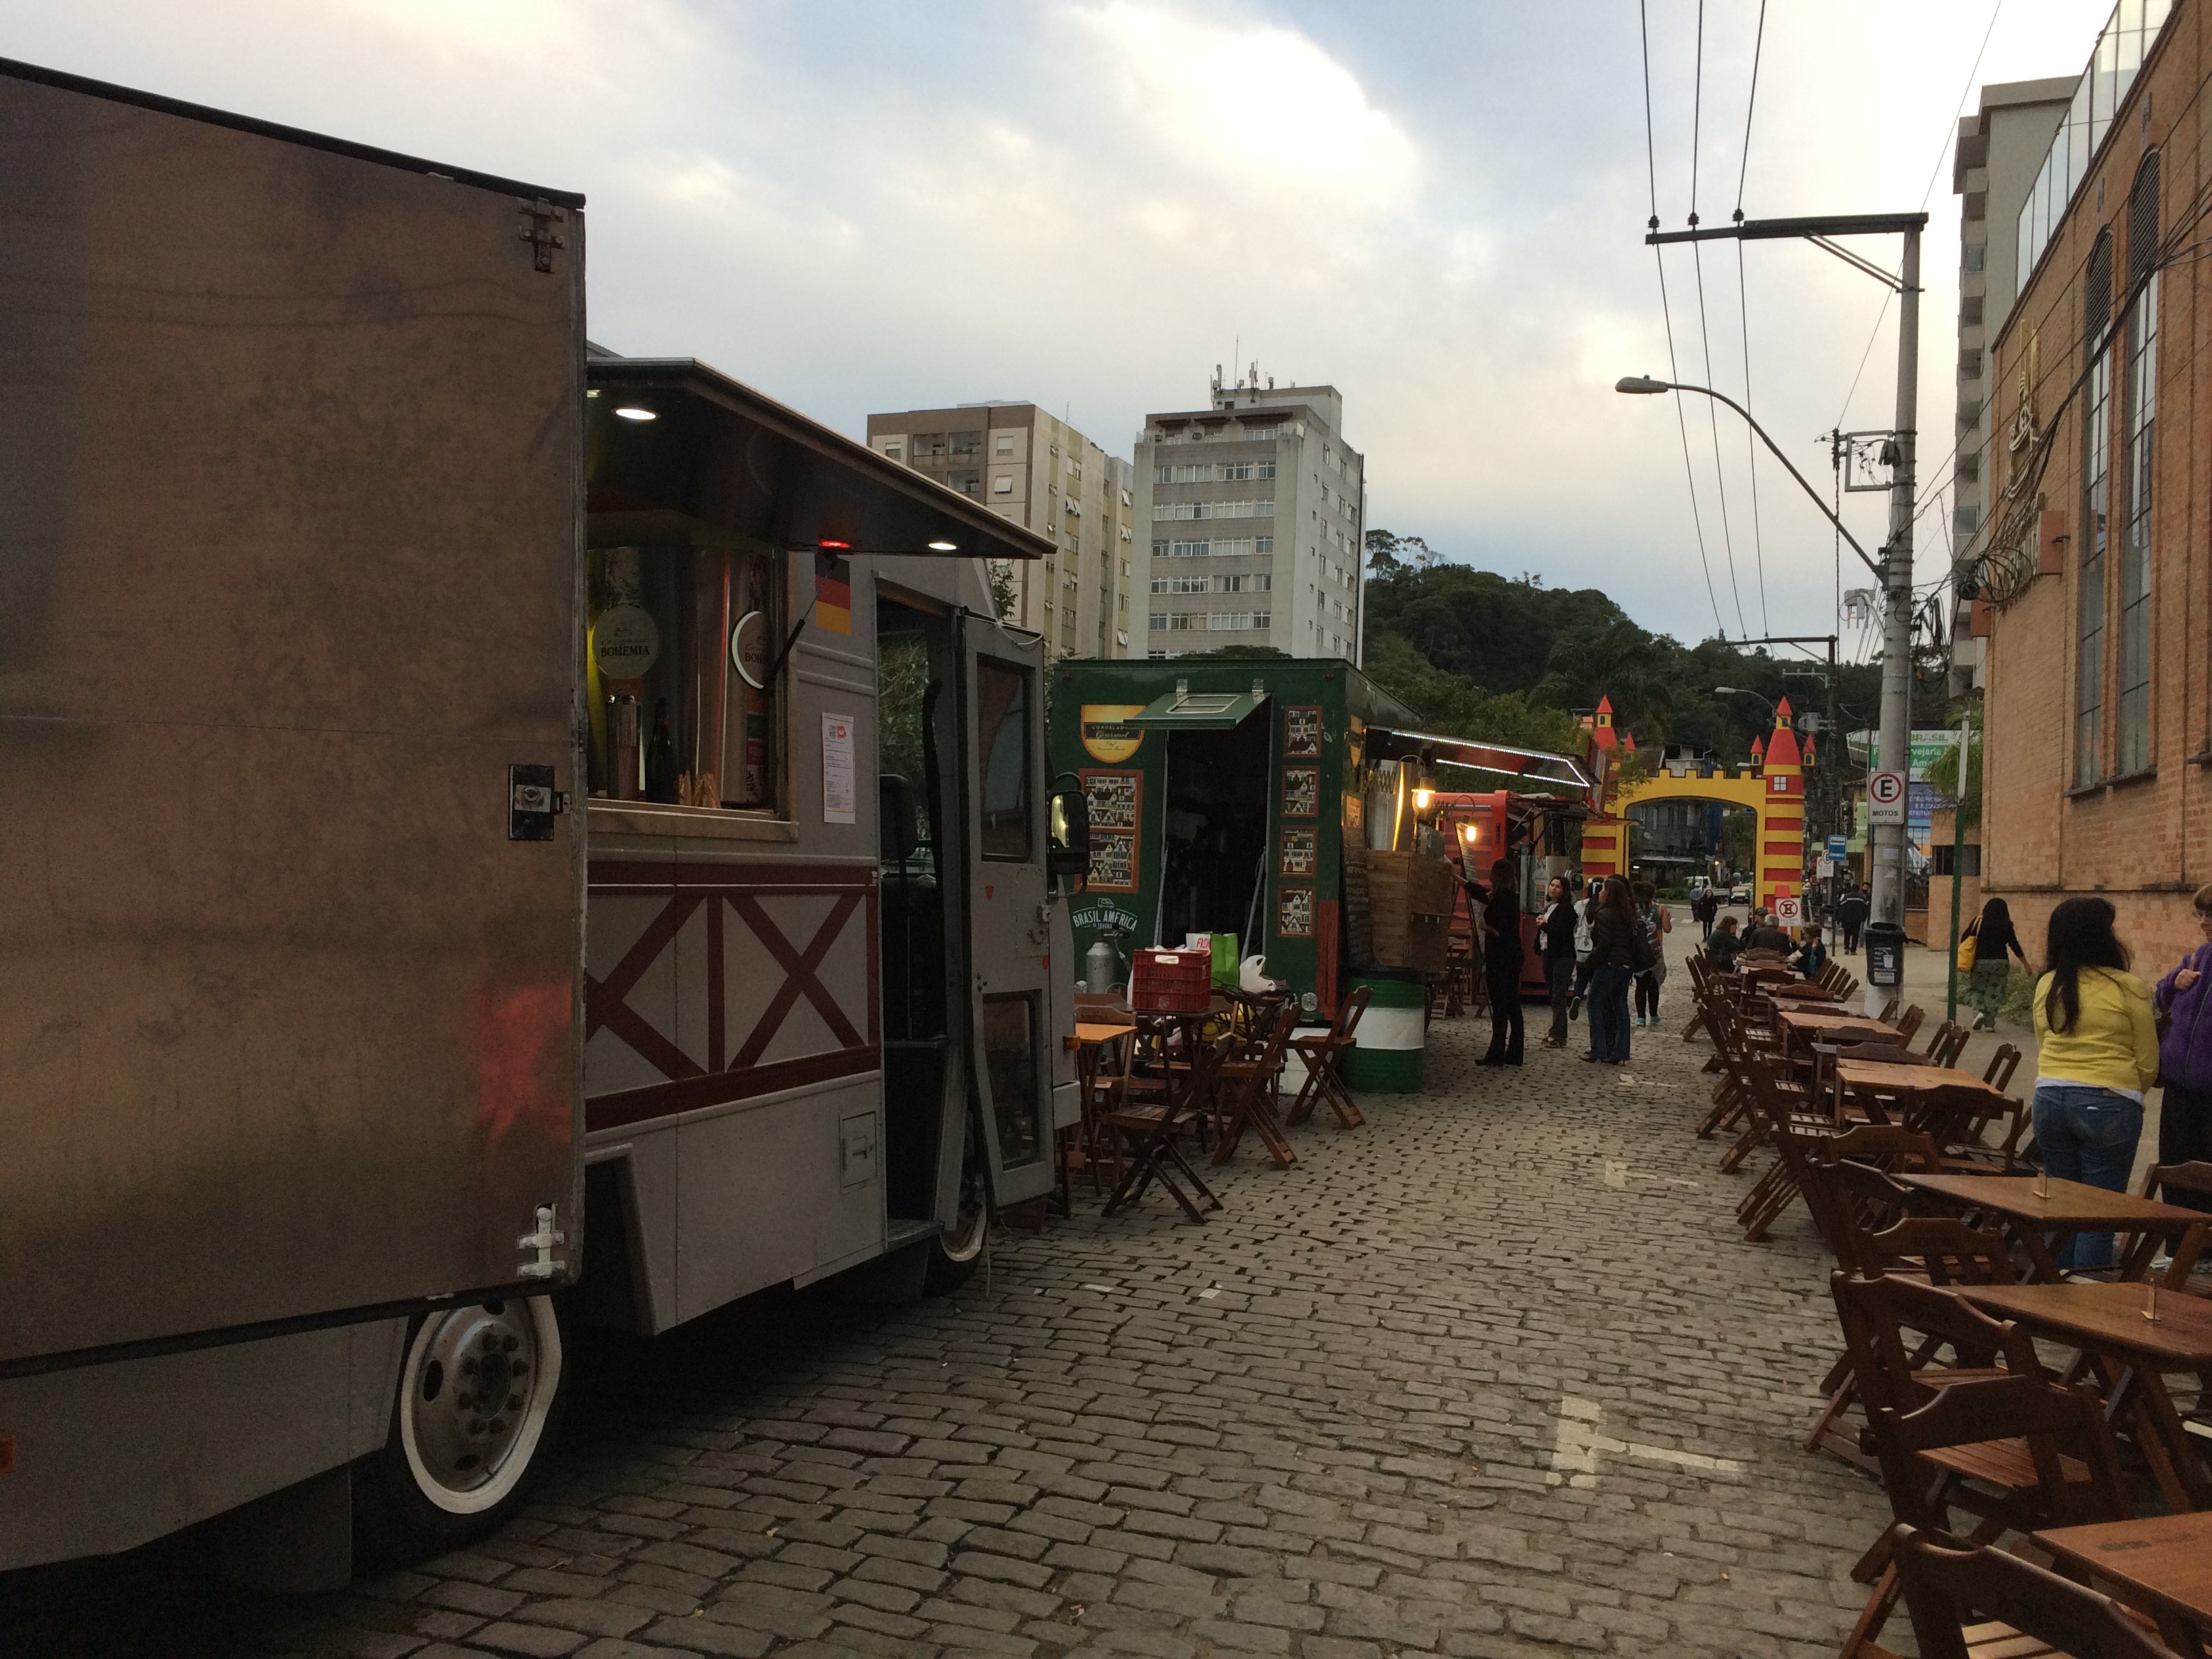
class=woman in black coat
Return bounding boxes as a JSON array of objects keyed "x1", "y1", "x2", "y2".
[{"x1": 1481, "y1": 859, "x2": 1524, "y2": 1066}]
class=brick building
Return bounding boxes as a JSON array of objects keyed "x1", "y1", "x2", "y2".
[{"x1": 1975, "y1": 0, "x2": 2210, "y2": 972}]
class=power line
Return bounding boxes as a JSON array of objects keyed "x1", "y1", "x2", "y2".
[
  {"x1": 1735, "y1": 0, "x2": 1769, "y2": 632},
  {"x1": 1734, "y1": 0, "x2": 1767, "y2": 215},
  {"x1": 1693, "y1": 242, "x2": 1749, "y2": 635},
  {"x1": 1833, "y1": 0, "x2": 2005, "y2": 428},
  {"x1": 1642, "y1": 0, "x2": 1727, "y2": 641},
  {"x1": 1737, "y1": 242, "x2": 1769, "y2": 632},
  {"x1": 1688, "y1": 0, "x2": 1749, "y2": 636}
]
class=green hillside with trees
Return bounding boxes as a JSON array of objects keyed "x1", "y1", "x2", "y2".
[{"x1": 1358, "y1": 529, "x2": 1885, "y2": 764}]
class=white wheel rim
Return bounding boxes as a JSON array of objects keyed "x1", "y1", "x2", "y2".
[
  {"x1": 939, "y1": 1170, "x2": 988, "y2": 1265},
  {"x1": 397, "y1": 1296, "x2": 561, "y2": 1515}
]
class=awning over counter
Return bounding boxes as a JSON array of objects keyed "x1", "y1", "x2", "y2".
[
  {"x1": 586, "y1": 355, "x2": 1054, "y2": 564},
  {"x1": 1364, "y1": 726, "x2": 1595, "y2": 798},
  {"x1": 1126, "y1": 679, "x2": 1269, "y2": 729}
]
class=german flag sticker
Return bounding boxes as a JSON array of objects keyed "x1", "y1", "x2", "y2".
[{"x1": 814, "y1": 550, "x2": 853, "y2": 636}]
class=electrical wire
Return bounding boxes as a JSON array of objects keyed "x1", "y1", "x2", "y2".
[
  {"x1": 1735, "y1": 0, "x2": 1770, "y2": 632},
  {"x1": 1832, "y1": 0, "x2": 2005, "y2": 428},
  {"x1": 1642, "y1": 0, "x2": 1728, "y2": 641},
  {"x1": 1688, "y1": 0, "x2": 1750, "y2": 636}
]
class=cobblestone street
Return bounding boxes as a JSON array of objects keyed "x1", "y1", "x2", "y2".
[{"x1": 5, "y1": 985, "x2": 1891, "y2": 1659}]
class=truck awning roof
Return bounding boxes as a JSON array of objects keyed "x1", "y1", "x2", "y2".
[
  {"x1": 1126, "y1": 680, "x2": 1270, "y2": 729},
  {"x1": 586, "y1": 356, "x2": 1055, "y2": 563},
  {"x1": 1364, "y1": 726, "x2": 1593, "y2": 793}
]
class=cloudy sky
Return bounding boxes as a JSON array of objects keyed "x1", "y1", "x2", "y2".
[{"x1": 7, "y1": 1, "x2": 2110, "y2": 653}]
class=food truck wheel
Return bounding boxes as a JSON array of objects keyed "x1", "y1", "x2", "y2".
[
  {"x1": 924, "y1": 1162, "x2": 989, "y2": 1294},
  {"x1": 355, "y1": 1295, "x2": 567, "y2": 1563}
]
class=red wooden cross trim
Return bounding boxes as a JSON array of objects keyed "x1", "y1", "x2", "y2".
[
  {"x1": 583, "y1": 892, "x2": 703, "y2": 1081},
  {"x1": 728, "y1": 891, "x2": 866, "y2": 1068}
]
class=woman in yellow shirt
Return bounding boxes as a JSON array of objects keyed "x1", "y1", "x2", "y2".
[{"x1": 2030, "y1": 896, "x2": 2160, "y2": 1271}]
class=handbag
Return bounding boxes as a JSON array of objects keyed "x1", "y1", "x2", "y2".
[{"x1": 1955, "y1": 918, "x2": 1979, "y2": 975}]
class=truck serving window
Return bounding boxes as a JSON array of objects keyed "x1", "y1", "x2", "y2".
[
  {"x1": 586, "y1": 544, "x2": 779, "y2": 810},
  {"x1": 975, "y1": 659, "x2": 1033, "y2": 859}
]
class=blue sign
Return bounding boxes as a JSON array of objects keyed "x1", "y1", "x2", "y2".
[{"x1": 1826, "y1": 835, "x2": 1847, "y2": 861}]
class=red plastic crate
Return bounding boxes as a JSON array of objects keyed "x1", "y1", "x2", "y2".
[{"x1": 1130, "y1": 947, "x2": 1213, "y2": 1012}]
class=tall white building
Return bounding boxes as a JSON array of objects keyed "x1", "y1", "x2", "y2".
[
  {"x1": 865, "y1": 401, "x2": 1137, "y2": 660},
  {"x1": 1950, "y1": 75, "x2": 2075, "y2": 691},
  {"x1": 1135, "y1": 369, "x2": 1365, "y2": 661}
]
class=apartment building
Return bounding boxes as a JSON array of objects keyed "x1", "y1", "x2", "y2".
[
  {"x1": 1949, "y1": 74, "x2": 2075, "y2": 692},
  {"x1": 1135, "y1": 369, "x2": 1365, "y2": 661},
  {"x1": 864, "y1": 402, "x2": 1137, "y2": 659},
  {"x1": 1972, "y1": 0, "x2": 2209, "y2": 972}
]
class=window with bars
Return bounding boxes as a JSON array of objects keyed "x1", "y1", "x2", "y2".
[
  {"x1": 2116, "y1": 152, "x2": 2158, "y2": 775},
  {"x1": 2076, "y1": 230, "x2": 2112, "y2": 787}
]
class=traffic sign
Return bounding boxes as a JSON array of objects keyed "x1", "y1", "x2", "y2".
[
  {"x1": 1774, "y1": 895, "x2": 1803, "y2": 926},
  {"x1": 1827, "y1": 834, "x2": 1848, "y2": 861},
  {"x1": 1814, "y1": 857, "x2": 1835, "y2": 880},
  {"x1": 1868, "y1": 769, "x2": 1907, "y2": 827}
]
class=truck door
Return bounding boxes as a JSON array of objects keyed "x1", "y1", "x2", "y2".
[
  {"x1": 0, "y1": 66, "x2": 583, "y2": 1369},
  {"x1": 956, "y1": 613, "x2": 1057, "y2": 1207}
]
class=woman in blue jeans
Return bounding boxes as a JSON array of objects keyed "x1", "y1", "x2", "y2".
[
  {"x1": 1582, "y1": 875, "x2": 1639, "y2": 1065},
  {"x1": 2030, "y1": 896, "x2": 2160, "y2": 1271}
]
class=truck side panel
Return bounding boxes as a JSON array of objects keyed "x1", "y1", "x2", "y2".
[{"x1": 0, "y1": 70, "x2": 585, "y2": 1366}]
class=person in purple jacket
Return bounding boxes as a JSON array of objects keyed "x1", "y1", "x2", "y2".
[{"x1": 2152, "y1": 882, "x2": 2212, "y2": 1213}]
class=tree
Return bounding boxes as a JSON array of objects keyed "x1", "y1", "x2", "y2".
[{"x1": 1921, "y1": 706, "x2": 1982, "y2": 830}]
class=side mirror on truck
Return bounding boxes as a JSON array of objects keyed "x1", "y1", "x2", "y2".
[{"x1": 1047, "y1": 786, "x2": 1089, "y2": 888}]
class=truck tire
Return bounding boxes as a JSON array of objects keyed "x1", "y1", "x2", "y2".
[
  {"x1": 354, "y1": 1294, "x2": 567, "y2": 1565},
  {"x1": 923, "y1": 1156, "x2": 989, "y2": 1295}
]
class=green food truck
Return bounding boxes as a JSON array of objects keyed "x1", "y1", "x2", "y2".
[
  {"x1": 1051, "y1": 657, "x2": 1408, "y2": 1021},
  {"x1": 1048, "y1": 655, "x2": 1599, "y2": 1035}
]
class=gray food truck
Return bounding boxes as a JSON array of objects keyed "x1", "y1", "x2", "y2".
[{"x1": 0, "y1": 58, "x2": 1081, "y2": 1582}]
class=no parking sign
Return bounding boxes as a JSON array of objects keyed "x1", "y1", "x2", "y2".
[{"x1": 1774, "y1": 895, "x2": 1802, "y2": 926}]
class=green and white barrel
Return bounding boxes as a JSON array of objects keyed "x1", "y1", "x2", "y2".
[{"x1": 1340, "y1": 973, "x2": 1427, "y2": 1092}]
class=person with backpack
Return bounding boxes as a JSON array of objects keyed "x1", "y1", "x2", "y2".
[
  {"x1": 2151, "y1": 882, "x2": 2212, "y2": 1213},
  {"x1": 1958, "y1": 895, "x2": 2028, "y2": 1030},
  {"x1": 2031, "y1": 896, "x2": 2158, "y2": 1271},
  {"x1": 1630, "y1": 879, "x2": 1671, "y2": 1029}
]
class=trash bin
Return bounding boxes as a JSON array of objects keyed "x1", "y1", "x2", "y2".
[
  {"x1": 1866, "y1": 921, "x2": 1906, "y2": 989},
  {"x1": 1341, "y1": 971, "x2": 1427, "y2": 1093}
]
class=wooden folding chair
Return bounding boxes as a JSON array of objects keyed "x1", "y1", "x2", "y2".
[
  {"x1": 1286, "y1": 985, "x2": 1370, "y2": 1130},
  {"x1": 1887, "y1": 1525, "x2": 2175, "y2": 1659},
  {"x1": 1840, "y1": 1310, "x2": 2130, "y2": 1659},
  {"x1": 1895, "y1": 1004, "x2": 1928, "y2": 1044},
  {"x1": 1922, "y1": 1019, "x2": 1970, "y2": 1068},
  {"x1": 1101, "y1": 1033, "x2": 1234, "y2": 1221},
  {"x1": 1804, "y1": 1219, "x2": 2019, "y2": 1466},
  {"x1": 1214, "y1": 1001, "x2": 1299, "y2": 1168}
]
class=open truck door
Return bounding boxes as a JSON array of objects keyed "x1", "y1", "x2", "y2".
[
  {"x1": 956, "y1": 613, "x2": 1058, "y2": 1208},
  {"x1": 0, "y1": 62, "x2": 585, "y2": 1378}
]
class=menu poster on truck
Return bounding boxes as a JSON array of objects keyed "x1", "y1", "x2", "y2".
[{"x1": 822, "y1": 711, "x2": 857, "y2": 824}]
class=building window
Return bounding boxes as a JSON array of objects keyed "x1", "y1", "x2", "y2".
[
  {"x1": 1149, "y1": 613, "x2": 1167, "y2": 631},
  {"x1": 1152, "y1": 499, "x2": 1274, "y2": 522},
  {"x1": 1963, "y1": 243, "x2": 1985, "y2": 274},
  {"x1": 994, "y1": 475, "x2": 1014, "y2": 495},
  {"x1": 949, "y1": 431, "x2": 982, "y2": 456},
  {"x1": 913, "y1": 432, "x2": 946, "y2": 457},
  {"x1": 2116, "y1": 153, "x2": 2159, "y2": 775},
  {"x1": 1254, "y1": 611, "x2": 1271, "y2": 630},
  {"x1": 882, "y1": 443, "x2": 903, "y2": 461},
  {"x1": 2076, "y1": 230, "x2": 2112, "y2": 789},
  {"x1": 1168, "y1": 613, "x2": 1197, "y2": 632},
  {"x1": 1209, "y1": 612, "x2": 1250, "y2": 632}
]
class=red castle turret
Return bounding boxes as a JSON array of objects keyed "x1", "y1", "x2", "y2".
[{"x1": 1757, "y1": 698, "x2": 1805, "y2": 911}]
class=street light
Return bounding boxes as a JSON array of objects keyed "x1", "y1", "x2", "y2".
[
  {"x1": 1614, "y1": 376, "x2": 1881, "y2": 579},
  {"x1": 1713, "y1": 684, "x2": 1776, "y2": 714}
]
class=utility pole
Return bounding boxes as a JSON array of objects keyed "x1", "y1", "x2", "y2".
[{"x1": 1641, "y1": 211, "x2": 1924, "y2": 1013}]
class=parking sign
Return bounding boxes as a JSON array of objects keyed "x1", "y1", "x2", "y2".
[{"x1": 1868, "y1": 769, "x2": 1907, "y2": 827}]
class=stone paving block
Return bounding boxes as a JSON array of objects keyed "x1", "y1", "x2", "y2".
[{"x1": 469, "y1": 1620, "x2": 590, "y2": 1657}]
